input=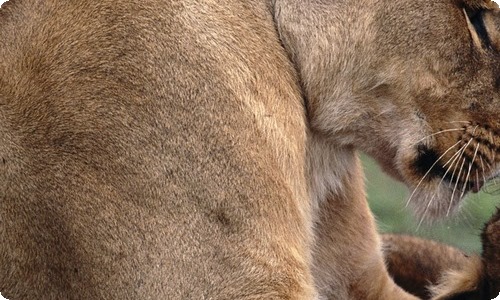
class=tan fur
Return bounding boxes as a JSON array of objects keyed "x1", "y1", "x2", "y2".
[
  {"x1": 0, "y1": 0, "x2": 499, "y2": 299},
  {"x1": 430, "y1": 208, "x2": 500, "y2": 300},
  {"x1": 382, "y1": 234, "x2": 473, "y2": 299},
  {"x1": 383, "y1": 209, "x2": 500, "y2": 300},
  {"x1": 430, "y1": 257, "x2": 485, "y2": 300}
]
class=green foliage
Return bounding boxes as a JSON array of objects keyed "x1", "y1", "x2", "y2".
[{"x1": 362, "y1": 154, "x2": 499, "y2": 253}]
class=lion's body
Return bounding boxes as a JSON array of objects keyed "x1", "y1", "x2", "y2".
[
  {"x1": 0, "y1": 1, "x2": 316, "y2": 298},
  {"x1": 0, "y1": 0, "x2": 499, "y2": 299}
]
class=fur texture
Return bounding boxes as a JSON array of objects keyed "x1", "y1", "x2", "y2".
[
  {"x1": 382, "y1": 234, "x2": 473, "y2": 299},
  {"x1": 0, "y1": 0, "x2": 499, "y2": 299},
  {"x1": 430, "y1": 208, "x2": 500, "y2": 300},
  {"x1": 383, "y1": 209, "x2": 500, "y2": 300}
]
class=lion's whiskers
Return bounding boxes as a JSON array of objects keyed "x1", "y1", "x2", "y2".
[
  {"x1": 405, "y1": 140, "x2": 462, "y2": 209},
  {"x1": 417, "y1": 142, "x2": 467, "y2": 228},
  {"x1": 479, "y1": 157, "x2": 488, "y2": 184},
  {"x1": 448, "y1": 142, "x2": 470, "y2": 189},
  {"x1": 417, "y1": 193, "x2": 437, "y2": 229},
  {"x1": 445, "y1": 121, "x2": 471, "y2": 124},
  {"x1": 460, "y1": 143, "x2": 481, "y2": 199},
  {"x1": 446, "y1": 123, "x2": 481, "y2": 211},
  {"x1": 475, "y1": 170, "x2": 480, "y2": 196},
  {"x1": 448, "y1": 151, "x2": 469, "y2": 216}
]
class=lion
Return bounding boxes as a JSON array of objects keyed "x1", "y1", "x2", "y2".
[
  {"x1": 382, "y1": 208, "x2": 500, "y2": 300},
  {"x1": 0, "y1": 0, "x2": 499, "y2": 299}
]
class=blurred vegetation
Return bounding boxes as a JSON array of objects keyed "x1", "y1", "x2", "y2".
[{"x1": 362, "y1": 154, "x2": 499, "y2": 254}]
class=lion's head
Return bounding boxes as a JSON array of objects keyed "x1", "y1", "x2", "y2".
[
  {"x1": 275, "y1": 0, "x2": 500, "y2": 220},
  {"x1": 370, "y1": 0, "x2": 500, "y2": 219}
]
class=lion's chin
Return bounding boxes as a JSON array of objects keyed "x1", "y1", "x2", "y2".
[{"x1": 406, "y1": 180, "x2": 467, "y2": 223}]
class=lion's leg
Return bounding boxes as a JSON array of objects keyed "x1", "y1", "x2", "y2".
[
  {"x1": 313, "y1": 195, "x2": 418, "y2": 299},
  {"x1": 382, "y1": 234, "x2": 473, "y2": 299},
  {"x1": 428, "y1": 209, "x2": 499, "y2": 300},
  {"x1": 381, "y1": 209, "x2": 500, "y2": 300},
  {"x1": 308, "y1": 140, "x2": 418, "y2": 300}
]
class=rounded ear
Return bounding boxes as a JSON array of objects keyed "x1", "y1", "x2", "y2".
[{"x1": 482, "y1": 9, "x2": 500, "y2": 51}]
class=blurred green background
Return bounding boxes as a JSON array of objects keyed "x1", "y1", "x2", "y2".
[{"x1": 363, "y1": 154, "x2": 499, "y2": 254}]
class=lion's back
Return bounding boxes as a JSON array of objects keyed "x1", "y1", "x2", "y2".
[{"x1": 0, "y1": 0, "x2": 311, "y2": 298}]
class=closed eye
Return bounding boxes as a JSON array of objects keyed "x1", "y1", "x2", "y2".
[{"x1": 464, "y1": 8, "x2": 493, "y2": 49}]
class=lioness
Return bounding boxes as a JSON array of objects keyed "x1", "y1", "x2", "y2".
[{"x1": 0, "y1": 0, "x2": 499, "y2": 299}]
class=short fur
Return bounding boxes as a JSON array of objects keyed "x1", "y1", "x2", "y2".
[
  {"x1": 429, "y1": 208, "x2": 500, "y2": 300},
  {"x1": 482, "y1": 208, "x2": 500, "y2": 298},
  {"x1": 382, "y1": 234, "x2": 473, "y2": 299},
  {"x1": 0, "y1": 0, "x2": 499, "y2": 299},
  {"x1": 382, "y1": 209, "x2": 500, "y2": 300}
]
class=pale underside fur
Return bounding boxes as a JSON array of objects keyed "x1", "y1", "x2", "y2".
[{"x1": 0, "y1": 0, "x2": 499, "y2": 299}]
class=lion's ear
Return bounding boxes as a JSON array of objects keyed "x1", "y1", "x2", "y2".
[{"x1": 464, "y1": 7, "x2": 500, "y2": 51}]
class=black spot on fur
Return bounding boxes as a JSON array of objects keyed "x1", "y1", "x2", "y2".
[
  {"x1": 468, "y1": 101, "x2": 481, "y2": 111},
  {"x1": 216, "y1": 211, "x2": 231, "y2": 228},
  {"x1": 413, "y1": 144, "x2": 445, "y2": 180},
  {"x1": 494, "y1": 76, "x2": 500, "y2": 91}
]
